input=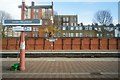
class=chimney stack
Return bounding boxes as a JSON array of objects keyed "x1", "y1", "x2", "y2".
[{"x1": 32, "y1": 1, "x2": 34, "y2": 6}]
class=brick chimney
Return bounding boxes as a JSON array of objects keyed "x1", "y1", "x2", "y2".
[{"x1": 31, "y1": 1, "x2": 34, "y2": 6}]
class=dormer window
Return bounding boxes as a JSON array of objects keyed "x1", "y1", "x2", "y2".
[
  {"x1": 63, "y1": 27, "x2": 66, "y2": 30},
  {"x1": 85, "y1": 27, "x2": 88, "y2": 30},
  {"x1": 89, "y1": 27, "x2": 92, "y2": 30},
  {"x1": 79, "y1": 27, "x2": 82, "y2": 30},
  {"x1": 71, "y1": 27, "x2": 74, "y2": 30}
]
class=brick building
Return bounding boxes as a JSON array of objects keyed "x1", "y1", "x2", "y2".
[
  {"x1": 54, "y1": 15, "x2": 78, "y2": 27},
  {"x1": 59, "y1": 25, "x2": 115, "y2": 38},
  {"x1": 22, "y1": 1, "x2": 54, "y2": 37}
]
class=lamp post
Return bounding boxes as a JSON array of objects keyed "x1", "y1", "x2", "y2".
[{"x1": 19, "y1": 0, "x2": 25, "y2": 71}]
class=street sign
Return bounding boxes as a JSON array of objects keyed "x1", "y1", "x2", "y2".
[
  {"x1": 12, "y1": 26, "x2": 24, "y2": 31},
  {"x1": 3, "y1": 20, "x2": 42, "y2": 26},
  {"x1": 12, "y1": 26, "x2": 32, "y2": 32}
]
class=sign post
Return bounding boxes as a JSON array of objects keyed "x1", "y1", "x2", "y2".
[
  {"x1": 20, "y1": 0, "x2": 25, "y2": 71},
  {"x1": 2, "y1": 0, "x2": 42, "y2": 71}
]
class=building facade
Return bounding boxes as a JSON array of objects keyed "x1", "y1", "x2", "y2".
[
  {"x1": 54, "y1": 15, "x2": 78, "y2": 27},
  {"x1": 21, "y1": 1, "x2": 53, "y2": 37},
  {"x1": 59, "y1": 25, "x2": 115, "y2": 38}
]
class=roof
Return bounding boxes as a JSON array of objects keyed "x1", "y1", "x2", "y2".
[
  {"x1": 55, "y1": 15, "x2": 77, "y2": 17},
  {"x1": 28, "y1": 5, "x2": 52, "y2": 9}
]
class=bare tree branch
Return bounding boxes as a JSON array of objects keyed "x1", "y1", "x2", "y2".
[
  {"x1": 0, "y1": 10, "x2": 12, "y2": 37},
  {"x1": 93, "y1": 10, "x2": 113, "y2": 26}
]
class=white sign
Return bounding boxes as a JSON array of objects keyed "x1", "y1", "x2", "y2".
[
  {"x1": 12, "y1": 26, "x2": 24, "y2": 31},
  {"x1": 12, "y1": 26, "x2": 32, "y2": 31},
  {"x1": 3, "y1": 20, "x2": 42, "y2": 26},
  {"x1": 24, "y1": 27, "x2": 32, "y2": 31}
]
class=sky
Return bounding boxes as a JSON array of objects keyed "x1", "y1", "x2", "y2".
[{"x1": 0, "y1": 0, "x2": 119, "y2": 25}]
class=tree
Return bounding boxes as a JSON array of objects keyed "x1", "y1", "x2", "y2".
[
  {"x1": 0, "y1": 10, "x2": 12, "y2": 37},
  {"x1": 93, "y1": 10, "x2": 113, "y2": 26}
]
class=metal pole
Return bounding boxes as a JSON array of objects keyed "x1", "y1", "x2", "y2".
[{"x1": 20, "y1": 0, "x2": 25, "y2": 71}]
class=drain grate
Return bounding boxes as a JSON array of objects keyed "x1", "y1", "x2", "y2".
[{"x1": 90, "y1": 72, "x2": 102, "y2": 75}]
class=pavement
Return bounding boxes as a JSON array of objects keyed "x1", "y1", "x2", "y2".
[{"x1": 2, "y1": 58, "x2": 119, "y2": 80}]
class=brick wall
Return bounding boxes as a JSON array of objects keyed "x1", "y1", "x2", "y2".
[{"x1": 2, "y1": 38, "x2": 119, "y2": 50}]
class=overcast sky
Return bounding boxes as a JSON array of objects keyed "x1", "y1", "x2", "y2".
[{"x1": 0, "y1": 0, "x2": 119, "y2": 25}]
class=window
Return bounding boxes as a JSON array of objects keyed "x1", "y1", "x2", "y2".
[
  {"x1": 97, "y1": 33, "x2": 99, "y2": 37},
  {"x1": 100, "y1": 34, "x2": 102, "y2": 37},
  {"x1": 89, "y1": 34, "x2": 92, "y2": 37},
  {"x1": 75, "y1": 17, "x2": 77, "y2": 21},
  {"x1": 34, "y1": 9, "x2": 38, "y2": 13},
  {"x1": 107, "y1": 33, "x2": 110, "y2": 37},
  {"x1": 33, "y1": 33, "x2": 38, "y2": 37},
  {"x1": 111, "y1": 33, "x2": 113, "y2": 37},
  {"x1": 71, "y1": 27, "x2": 74, "y2": 30},
  {"x1": 63, "y1": 23, "x2": 66, "y2": 26},
  {"x1": 66, "y1": 17, "x2": 69, "y2": 21},
  {"x1": 34, "y1": 14, "x2": 38, "y2": 19},
  {"x1": 69, "y1": 33, "x2": 71, "y2": 37},
  {"x1": 85, "y1": 27, "x2": 88, "y2": 30},
  {"x1": 66, "y1": 23, "x2": 69, "y2": 26},
  {"x1": 66, "y1": 33, "x2": 69, "y2": 37},
  {"x1": 63, "y1": 33, "x2": 66, "y2": 37},
  {"x1": 33, "y1": 27, "x2": 39, "y2": 31},
  {"x1": 71, "y1": 33, "x2": 74, "y2": 37},
  {"x1": 63, "y1": 27, "x2": 66, "y2": 30},
  {"x1": 89, "y1": 27, "x2": 92, "y2": 30},
  {"x1": 44, "y1": 33, "x2": 47, "y2": 37},
  {"x1": 25, "y1": 9, "x2": 31, "y2": 19},
  {"x1": 79, "y1": 27, "x2": 82, "y2": 30},
  {"x1": 76, "y1": 27, "x2": 79, "y2": 30},
  {"x1": 76, "y1": 33, "x2": 79, "y2": 37},
  {"x1": 70, "y1": 17, "x2": 73, "y2": 21},
  {"x1": 74, "y1": 23, "x2": 77, "y2": 26},
  {"x1": 80, "y1": 33, "x2": 83, "y2": 37},
  {"x1": 42, "y1": 9, "x2": 45, "y2": 18},
  {"x1": 63, "y1": 17, "x2": 66, "y2": 22},
  {"x1": 71, "y1": 23, "x2": 74, "y2": 26},
  {"x1": 86, "y1": 34, "x2": 89, "y2": 37},
  {"x1": 58, "y1": 18, "x2": 61, "y2": 21}
]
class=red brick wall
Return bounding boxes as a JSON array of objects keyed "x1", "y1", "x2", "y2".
[
  {"x1": 54, "y1": 38, "x2": 62, "y2": 50},
  {"x1": 2, "y1": 39, "x2": 7, "y2": 50},
  {"x1": 100, "y1": 39, "x2": 108, "y2": 50},
  {"x1": 35, "y1": 38, "x2": 44, "y2": 50},
  {"x1": 63, "y1": 38, "x2": 71, "y2": 50},
  {"x1": 91, "y1": 38, "x2": 99, "y2": 50},
  {"x1": 109, "y1": 39, "x2": 117, "y2": 50},
  {"x1": 2, "y1": 38, "x2": 119, "y2": 50},
  {"x1": 81, "y1": 38, "x2": 90, "y2": 50},
  {"x1": 118, "y1": 39, "x2": 120, "y2": 50},
  {"x1": 72, "y1": 38, "x2": 80, "y2": 50},
  {"x1": 7, "y1": 38, "x2": 16, "y2": 50},
  {"x1": 27, "y1": 38, "x2": 35, "y2": 50}
]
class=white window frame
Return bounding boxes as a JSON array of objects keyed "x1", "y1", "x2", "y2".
[
  {"x1": 76, "y1": 33, "x2": 79, "y2": 37},
  {"x1": 71, "y1": 33, "x2": 74, "y2": 37}
]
